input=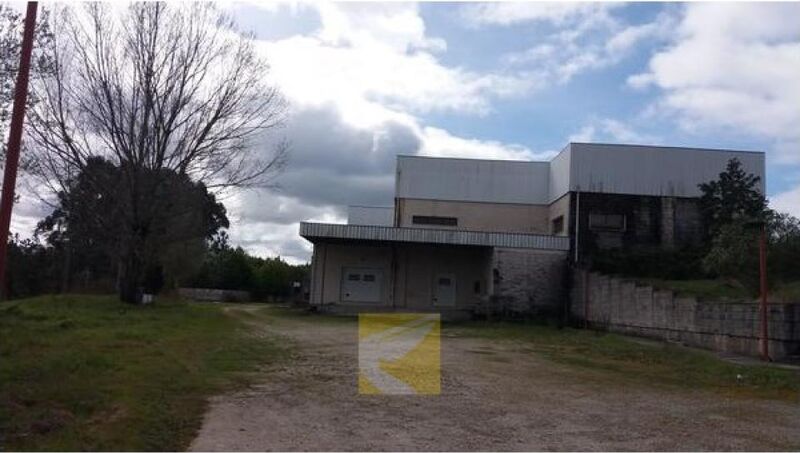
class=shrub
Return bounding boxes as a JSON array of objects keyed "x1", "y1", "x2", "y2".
[
  {"x1": 701, "y1": 221, "x2": 760, "y2": 295},
  {"x1": 591, "y1": 247, "x2": 706, "y2": 280}
]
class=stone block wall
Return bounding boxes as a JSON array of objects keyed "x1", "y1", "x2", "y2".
[
  {"x1": 492, "y1": 248, "x2": 567, "y2": 316},
  {"x1": 570, "y1": 270, "x2": 800, "y2": 360}
]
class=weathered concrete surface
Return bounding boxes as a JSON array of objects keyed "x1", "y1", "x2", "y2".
[
  {"x1": 191, "y1": 309, "x2": 800, "y2": 451},
  {"x1": 492, "y1": 248, "x2": 566, "y2": 316},
  {"x1": 571, "y1": 271, "x2": 800, "y2": 360}
]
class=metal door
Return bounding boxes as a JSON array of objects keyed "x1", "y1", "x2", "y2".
[
  {"x1": 433, "y1": 273, "x2": 456, "y2": 306},
  {"x1": 342, "y1": 267, "x2": 382, "y2": 303}
]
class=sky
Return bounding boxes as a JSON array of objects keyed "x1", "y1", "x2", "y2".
[{"x1": 10, "y1": 1, "x2": 800, "y2": 264}]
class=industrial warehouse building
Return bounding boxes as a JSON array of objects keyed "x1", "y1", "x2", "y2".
[{"x1": 300, "y1": 143, "x2": 765, "y2": 318}]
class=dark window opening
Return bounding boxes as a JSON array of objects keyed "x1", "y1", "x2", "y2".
[
  {"x1": 412, "y1": 215, "x2": 458, "y2": 226},
  {"x1": 363, "y1": 274, "x2": 376, "y2": 282},
  {"x1": 438, "y1": 277, "x2": 452, "y2": 286},
  {"x1": 551, "y1": 215, "x2": 564, "y2": 234},
  {"x1": 347, "y1": 274, "x2": 360, "y2": 281},
  {"x1": 588, "y1": 213, "x2": 626, "y2": 231},
  {"x1": 473, "y1": 280, "x2": 481, "y2": 294}
]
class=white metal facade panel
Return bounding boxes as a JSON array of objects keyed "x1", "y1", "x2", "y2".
[
  {"x1": 567, "y1": 143, "x2": 765, "y2": 198},
  {"x1": 396, "y1": 156, "x2": 550, "y2": 204},
  {"x1": 347, "y1": 206, "x2": 394, "y2": 226},
  {"x1": 548, "y1": 146, "x2": 571, "y2": 203}
]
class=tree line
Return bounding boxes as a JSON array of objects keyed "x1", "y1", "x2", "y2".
[
  {"x1": 6, "y1": 228, "x2": 309, "y2": 301},
  {"x1": 187, "y1": 233, "x2": 309, "y2": 301}
]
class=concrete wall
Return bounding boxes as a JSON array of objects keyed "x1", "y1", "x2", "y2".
[
  {"x1": 547, "y1": 193, "x2": 571, "y2": 236},
  {"x1": 571, "y1": 271, "x2": 800, "y2": 360},
  {"x1": 575, "y1": 192, "x2": 703, "y2": 253},
  {"x1": 396, "y1": 198, "x2": 550, "y2": 233},
  {"x1": 491, "y1": 248, "x2": 567, "y2": 316},
  {"x1": 674, "y1": 198, "x2": 704, "y2": 246},
  {"x1": 395, "y1": 244, "x2": 491, "y2": 311},
  {"x1": 309, "y1": 243, "x2": 394, "y2": 306}
]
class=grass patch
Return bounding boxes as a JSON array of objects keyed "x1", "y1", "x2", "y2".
[
  {"x1": 447, "y1": 321, "x2": 800, "y2": 400},
  {"x1": 773, "y1": 281, "x2": 800, "y2": 302},
  {"x1": 636, "y1": 278, "x2": 800, "y2": 303},
  {"x1": 0, "y1": 295, "x2": 286, "y2": 451}
]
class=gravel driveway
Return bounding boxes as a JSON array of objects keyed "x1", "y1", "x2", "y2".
[{"x1": 190, "y1": 308, "x2": 800, "y2": 451}]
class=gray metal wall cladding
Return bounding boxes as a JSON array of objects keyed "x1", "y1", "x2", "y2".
[
  {"x1": 394, "y1": 144, "x2": 765, "y2": 205},
  {"x1": 396, "y1": 155, "x2": 551, "y2": 204},
  {"x1": 567, "y1": 143, "x2": 765, "y2": 198},
  {"x1": 347, "y1": 205, "x2": 394, "y2": 226},
  {"x1": 299, "y1": 222, "x2": 570, "y2": 251}
]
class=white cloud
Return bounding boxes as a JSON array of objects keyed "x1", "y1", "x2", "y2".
[
  {"x1": 771, "y1": 184, "x2": 800, "y2": 218},
  {"x1": 460, "y1": 3, "x2": 620, "y2": 28},
  {"x1": 259, "y1": 2, "x2": 539, "y2": 124},
  {"x1": 629, "y1": 3, "x2": 800, "y2": 163},
  {"x1": 499, "y1": 6, "x2": 673, "y2": 86},
  {"x1": 568, "y1": 118, "x2": 659, "y2": 145},
  {"x1": 9, "y1": 184, "x2": 50, "y2": 239},
  {"x1": 314, "y1": 2, "x2": 445, "y2": 53},
  {"x1": 225, "y1": 192, "x2": 344, "y2": 264},
  {"x1": 420, "y1": 127, "x2": 555, "y2": 161}
]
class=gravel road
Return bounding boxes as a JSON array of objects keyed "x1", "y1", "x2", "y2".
[{"x1": 190, "y1": 308, "x2": 800, "y2": 451}]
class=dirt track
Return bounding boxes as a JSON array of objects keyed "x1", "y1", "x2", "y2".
[{"x1": 190, "y1": 308, "x2": 800, "y2": 451}]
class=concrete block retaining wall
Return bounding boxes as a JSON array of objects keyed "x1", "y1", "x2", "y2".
[{"x1": 570, "y1": 271, "x2": 800, "y2": 360}]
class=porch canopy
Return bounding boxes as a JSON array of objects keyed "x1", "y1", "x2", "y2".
[{"x1": 299, "y1": 222, "x2": 569, "y2": 251}]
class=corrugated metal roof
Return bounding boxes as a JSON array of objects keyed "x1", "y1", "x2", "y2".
[{"x1": 300, "y1": 222, "x2": 569, "y2": 251}]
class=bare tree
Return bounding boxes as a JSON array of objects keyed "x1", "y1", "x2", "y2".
[
  {"x1": 25, "y1": 3, "x2": 287, "y2": 303},
  {"x1": 1, "y1": 4, "x2": 54, "y2": 157}
]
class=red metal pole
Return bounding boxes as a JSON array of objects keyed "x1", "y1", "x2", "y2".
[
  {"x1": 759, "y1": 225, "x2": 769, "y2": 361},
  {"x1": 0, "y1": 2, "x2": 38, "y2": 300}
]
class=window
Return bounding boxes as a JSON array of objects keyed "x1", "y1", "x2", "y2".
[
  {"x1": 473, "y1": 280, "x2": 481, "y2": 294},
  {"x1": 588, "y1": 213, "x2": 626, "y2": 231},
  {"x1": 438, "y1": 277, "x2": 452, "y2": 286},
  {"x1": 551, "y1": 215, "x2": 564, "y2": 234},
  {"x1": 412, "y1": 215, "x2": 458, "y2": 226},
  {"x1": 347, "y1": 274, "x2": 361, "y2": 281},
  {"x1": 363, "y1": 274, "x2": 376, "y2": 282}
]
